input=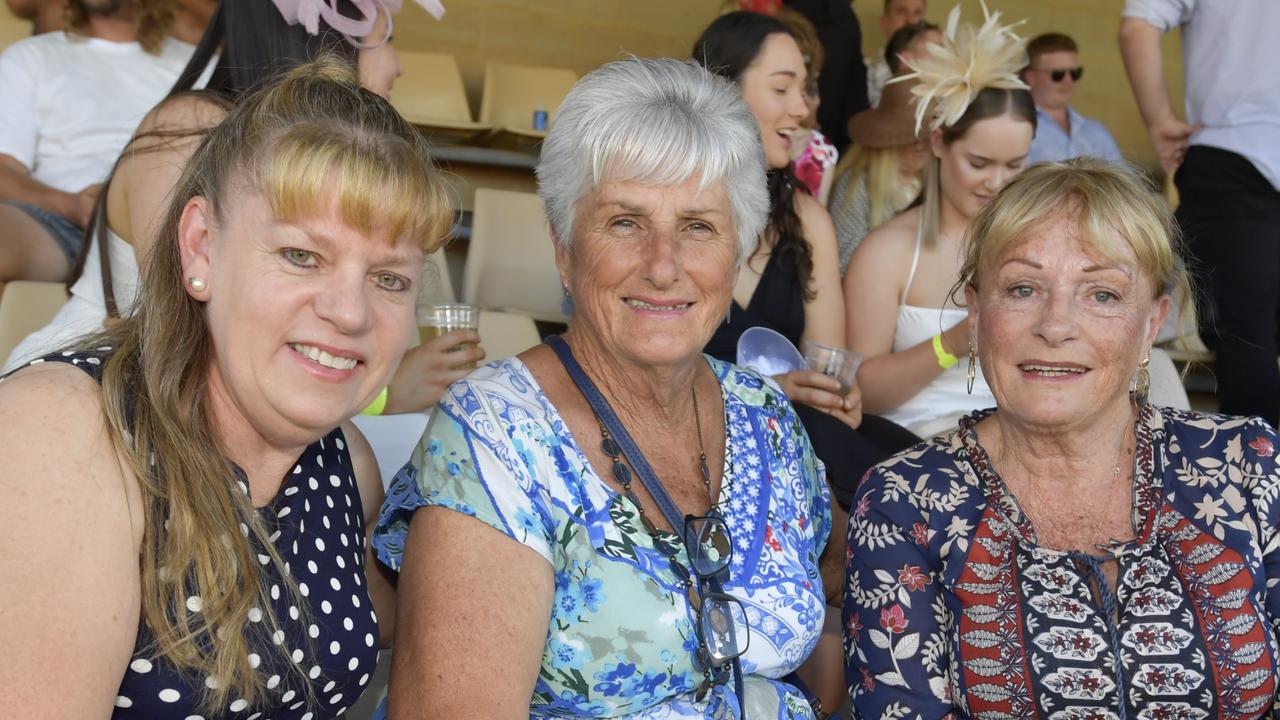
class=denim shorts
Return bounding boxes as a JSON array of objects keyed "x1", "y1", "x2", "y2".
[{"x1": 1, "y1": 200, "x2": 85, "y2": 263}]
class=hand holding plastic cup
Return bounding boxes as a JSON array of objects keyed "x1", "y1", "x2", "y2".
[
  {"x1": 417, "y1": 303, "x2": 480, "y2": 369},
  {"x1": 802, "y1": 341, "x2": 862, "y2": 397}
]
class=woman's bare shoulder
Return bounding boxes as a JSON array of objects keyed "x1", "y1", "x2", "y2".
[
  {"x1": 138, "y1": 92, "x2": 231, "y2": 135},
  {"x1": 850, "y1": 207, "x2": 921, "y2": 264},
  {"x1": 0, "y1": 360, "x2": 141, "y2": 527}
]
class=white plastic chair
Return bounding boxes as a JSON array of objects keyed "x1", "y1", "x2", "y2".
[
  {"x1": 0, "y1": 281, "x2": 69, "y2": 365},
  {"x1": 389, "y1": 51, "x2": 490, "y2": 143},
  {"x1": 478, "y1": 61, "x2": 577, "y2": 147},
  {"x1": 478, "y1": 309, "x2": 542, "y2": 362},
  {"x1": 463, "y1": 188, "x2": 565, "y2": 323}
]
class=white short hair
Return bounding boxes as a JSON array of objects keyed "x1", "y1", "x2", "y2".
[{"x1": 536, "y1": 57, "x2": 769, "y2": 262}]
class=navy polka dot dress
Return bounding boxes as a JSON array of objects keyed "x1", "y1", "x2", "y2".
[{"x1": 15, "y1": 349, "x2": 380, "y2": 719}]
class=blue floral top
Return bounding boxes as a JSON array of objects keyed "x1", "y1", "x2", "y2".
[
  {"x1": 844, "y1": 405, "x2": 1280, "y2": 719},
  {"x1": 374, "y1": 356, "x2": 831, "y2": 718}
]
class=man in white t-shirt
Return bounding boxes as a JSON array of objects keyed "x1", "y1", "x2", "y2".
[
  {"x1": 1120, "y1": 0, "x2": 1280, "y2": 425},
  {"x1": 0, "y1": 0, "x2": 192, "y2": 296},
  {"x1": 866, "y1": 0, "x2": 925, "y2": 108}
]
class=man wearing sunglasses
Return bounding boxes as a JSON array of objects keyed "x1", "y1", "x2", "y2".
[{"x1": 1023, "y1": 32, "x2": 1123, "y2": 166}]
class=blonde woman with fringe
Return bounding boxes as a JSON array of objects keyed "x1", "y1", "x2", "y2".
[
  {"x1": 843, "y1": 156, "x2": 1278, "y2": 720},
  {"x1": 829, "y1": 78, "x2": 931, "y2": 274},
  {"x1": 0, "y1": 57, "x2": 452, "y2": 719},
  {"x1": 842, "y1": 2, "x2": 1035, "y2": 438}
]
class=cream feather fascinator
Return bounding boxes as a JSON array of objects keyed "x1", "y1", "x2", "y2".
[{"x1": 890, "y1": 0, "x2": 1029, "y2": 134}]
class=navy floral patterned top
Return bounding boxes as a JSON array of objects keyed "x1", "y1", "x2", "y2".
[{"x1": 843, "y1": 405, "x2": 1280, "y2": 720}]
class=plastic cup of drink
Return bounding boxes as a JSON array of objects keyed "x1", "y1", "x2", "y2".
[
  {"x1": 802, "y1": 341, "x2": 862, "y2": 397},
  {"x1": 418, "y1": 303, "x2": 480, "y2": 369}
]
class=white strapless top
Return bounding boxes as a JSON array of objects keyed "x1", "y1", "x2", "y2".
[
  {"x1": 3, "y1": 228, "x2": 139, "y2": 372},
  {"x1": 884, "y1": 304, "x2": 995, "y2": 437},
  {"x1": 877, "y1": 219, "x2": 996, "y2": 437}
]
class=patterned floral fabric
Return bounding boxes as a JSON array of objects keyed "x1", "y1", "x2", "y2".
[
  {"x1": 843, "y1": 405, "x2": 1280, "y2": 720},
  {"x1": 374, "y1": 356, "x2": 831, "y2": 718}
]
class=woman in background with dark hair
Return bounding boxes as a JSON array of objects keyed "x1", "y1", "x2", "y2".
[
  {"x1": 843, "y1": 3, "x2": 1035, "y2": 438},
  {"x1": 694, "y1": 11, "x2": 918, "y2": 517},
  {"x1": 4, "y1": 0, "x2": 471, "y2": 414}
]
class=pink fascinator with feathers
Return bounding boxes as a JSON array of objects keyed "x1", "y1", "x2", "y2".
[
  {"x1": 889, "y1": 0, "x2": 1028, "y2": 134},
  {"x1": 271, "y1": 0, "x2": 446, "y2": 48}
]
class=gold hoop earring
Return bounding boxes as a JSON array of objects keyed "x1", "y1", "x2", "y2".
[
  {"x1": 1132, "y1": 353, "x2": 1151, "y2": 406},
  {"x1": 966, "y1": 342, "x2": 977, "y2": 395}
]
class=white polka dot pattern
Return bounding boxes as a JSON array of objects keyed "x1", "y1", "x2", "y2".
[
  {"x1": 109, "y1": 427, "x2": 378, "y2": 719},
  {"x1": 30, "y1": 350, "x2": 380, "y2": 720}
]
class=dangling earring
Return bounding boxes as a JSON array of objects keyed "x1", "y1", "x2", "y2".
[
  {"x1": 966, "y1": 342, "x2": 977, "y2": 395},
  {"x1": 1132, "y1": 352, "x2": 1151, "y2": 406},
  {"x1": 560, "y1": 285, "x2": 574, "y2": 316},
  {"x1": 187, "y1": 276, "x2": 206, "y2": 292}
]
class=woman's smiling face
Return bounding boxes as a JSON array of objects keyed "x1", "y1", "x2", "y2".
[
  {"x1": 738, "y1": 32, "x2": 810, "y2": 170},
  {"x1": 968, "y1": 211, "x2": 1169, "y2": 433}
]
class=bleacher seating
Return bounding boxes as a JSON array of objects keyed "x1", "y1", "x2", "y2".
[
  {"x1": 463, "y1": 188, "x2": 565, "y2": 323},
  {"x1": 0, "y1": 281, "x2": 68, "y2": 363},
  {"x1": 478, "y1": 61, "x2": 577, "y2": 149},
  {"x1": 389, "y1": 51, "x2": 491, "y2": 144}
]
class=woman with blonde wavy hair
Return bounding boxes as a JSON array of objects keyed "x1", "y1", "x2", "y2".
[
  {"x1": 0, "y1": 57, "x2": 452, "y2": 719},
  {"x1": 829, "y1": 77, "x2": 931, "y2": 274},
  {"x1": 844, "y1": 157, "x2": 1280, "y2": 720}
]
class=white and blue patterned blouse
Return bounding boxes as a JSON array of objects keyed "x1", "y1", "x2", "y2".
[{"x1": 374, "y1": 356, "x2": 831, "y2": 718}]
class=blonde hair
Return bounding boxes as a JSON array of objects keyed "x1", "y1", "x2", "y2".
[
  {"x1": 959, "y1": 158, "x2": 1188, "y2": 311},
  {"x1": 832, "y1": 144, "x2": 903, "y2": 230},
  {"x1": 81, "y1": 57, "x2": 452, "y2": 713}
]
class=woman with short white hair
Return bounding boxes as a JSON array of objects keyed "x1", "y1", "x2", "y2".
[{"x1": 376, "y1": 57, "x2": 843, "y2": 718}]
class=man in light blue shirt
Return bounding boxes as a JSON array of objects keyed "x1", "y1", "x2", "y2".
[{"x1": 1022, "y1": 33, "x2": 1123, "y2": 166}]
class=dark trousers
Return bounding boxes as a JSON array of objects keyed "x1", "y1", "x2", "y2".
[
  {"x1": 1176, "y1": 146, "x2": 1280, "y2": 426},
  {"x1": 794, "y1": 405, "x2": 919, "y2": 509}
]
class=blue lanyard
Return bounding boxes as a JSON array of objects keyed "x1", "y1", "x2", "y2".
[
  {"x1": 545, "y1": 334, "x2": 747, "y2": 716},
  {"x1": 546, "y1": 335, "x2": 689, "y2": 528}
]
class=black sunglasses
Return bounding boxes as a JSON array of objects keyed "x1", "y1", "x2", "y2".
[{"x1": 1045, "y1": 67, "x2": 1084, "y2": 82}]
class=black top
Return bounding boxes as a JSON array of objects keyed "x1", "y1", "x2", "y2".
[
  {"x1": 705, "y1": 246, "x2": 806, "y2": 363},
  {"x1": 784, "y1": 0, "x2": 869, "y2": 151}
]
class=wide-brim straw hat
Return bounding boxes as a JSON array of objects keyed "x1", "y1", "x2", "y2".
[{"x1": 847, "y1": 78, "x2": 925, "y2": 149}]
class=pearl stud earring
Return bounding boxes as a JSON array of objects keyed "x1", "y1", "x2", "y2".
[{"x1": 187, "y1": 276, "x2": 207, "y2": 292}]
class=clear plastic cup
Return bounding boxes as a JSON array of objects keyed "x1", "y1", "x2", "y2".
[
  {"x1": 417, "y1": 303, "x2": 480, "y2": 368},
  {"x1": 802, "y1": 341, "x2": 863, "y2": 397}
]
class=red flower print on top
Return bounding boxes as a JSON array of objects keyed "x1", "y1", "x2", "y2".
[
  {"x1": 1249, "y1": 436, "x2": 1274, "y2": 458},
  {"x1": 880, "y1": 604, "x2": 909, "y2": 633},
  {"x1": 910, "y1": 522, "x2": 931, "y2": 545},
  {"x1": 898, "y1": 564, "x2": 931, "y2": 592}
]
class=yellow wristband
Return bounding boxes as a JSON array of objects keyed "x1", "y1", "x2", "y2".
[
  {"x1": 361, "y1": 387, "x2": 389, "y2": 416},
  {"x1": 932, "y1": 333, "x2": 958, "y2": 369}
]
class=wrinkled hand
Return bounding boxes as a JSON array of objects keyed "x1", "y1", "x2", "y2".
[
  {"x1": 1148, "y1": 117, "x2": 1201, "y2": 174},
  {"x1": 66, "y1": 183, "x2": 102, "y2": 229},
  {"x1": 383, "y1": 329, "x2": 485, "y2": 414},
  {"x1": 772, "y1": 369, "x2": 863, "y2": 430}
]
